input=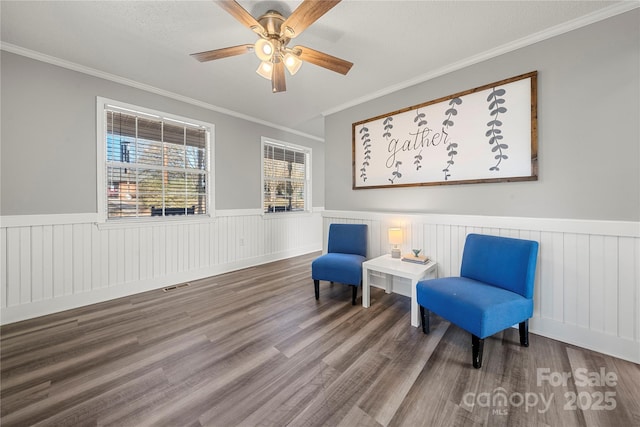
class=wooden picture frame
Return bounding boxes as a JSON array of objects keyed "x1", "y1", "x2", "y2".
[{"x1": 352, "y1": 71, "x2": 538, "y2": 189}]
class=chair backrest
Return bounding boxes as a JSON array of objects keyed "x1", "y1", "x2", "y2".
[
  {"x1": 460, "y1": 233, "x2": 538, "y2": 298},
  {"x1": 327, "y1": 224, "x2": 367, "y2": 257}
]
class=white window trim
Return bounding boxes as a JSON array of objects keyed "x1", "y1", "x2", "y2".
[
  {"x1": 261, "y1": 136, "x2": 312, "y2": 216},
  {"x1": 96, "y1": 97, "x2": 215, "y2": 224}
]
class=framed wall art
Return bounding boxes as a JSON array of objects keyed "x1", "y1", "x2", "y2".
[{"x1": 352, "y1": 71, "x2": 537, "y2": 189}]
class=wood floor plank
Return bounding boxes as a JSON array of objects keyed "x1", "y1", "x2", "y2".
[
  {"x1": 388, "y1": 326, "x2": 474, "y2": 427},
  {"x1": 321, "y1": 299, "x2": 408, "y2": 371},
  {"x1": 357, "y1": 316, "x2": 450, "y2": 426},
  {"x1": 1, "y1": 333, "x2": 210, "y2": 426},
  {"x1": 1, "y1": 252, "x2": 639, "y2": 427},
  {"x1": 565, "y1": 346, "x2": 638, "y2": 426},
  {"x1": 33, "y1": 368, "x2": 168, "y2": 427},
  {"x1": 233, "y1": 362, "x2": 342, "y2": 427},
  {"x1": 336, "y1": 405, "x2": 383, "y2": 427},
  {"x1": 288, "y1": 348, "x2": 391, "y2": 426},
  {"x1": 119, "y1": 347, "x2": 283, "y2": 427},
  {"x1": 0, "y1": 319, "x2": 80, "y2": 359}
]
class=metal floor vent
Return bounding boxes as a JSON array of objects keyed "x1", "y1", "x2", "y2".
[{"x1": 163, "y1": 283, "x2": 190, "y2": 292}]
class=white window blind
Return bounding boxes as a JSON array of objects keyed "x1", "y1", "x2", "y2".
[
  {"x1": 103, "y1": 104, "x2": 211, "y2": 219},
  {"x1": 263, "y1": 140, "x2": 310, "y2": 213}
]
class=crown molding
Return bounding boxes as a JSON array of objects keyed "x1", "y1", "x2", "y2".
[
  {"x1": 322, "y1": 1, "x2": 639, "y2": 117},
  {"x1": 0, "y1": 42, "x2": 324, "y2": 143}
]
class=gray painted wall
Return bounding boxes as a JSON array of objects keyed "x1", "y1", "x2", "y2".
[
  {"x1": 324, "y1": 10, "x2": 639, "y2": 221},
  {"x1": 0, "y1": 51, "x2": 325, "y2": 215}
]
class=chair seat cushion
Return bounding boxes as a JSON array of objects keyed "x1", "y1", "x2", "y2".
[
  {"x1": 416, "y1": 277, "x2": 533, "y2": 339},
  {"x1": 312, "y1": 253, "x2": 365, "y2": 286}
]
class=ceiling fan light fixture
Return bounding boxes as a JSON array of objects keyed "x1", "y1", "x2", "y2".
[
  {"x1": 254, "y1": 38, "x2": 274, "y2": 61},
  {"x1": 284, "y1": 52, "x2": 302, "y2": 75},
  {"x1": 256, "y1": 61, "x2": 273, "y2": 80}
]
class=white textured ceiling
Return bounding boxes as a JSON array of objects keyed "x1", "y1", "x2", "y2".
[{"x1": 0, "y1": 1, "x2": 633, "y2": 139}]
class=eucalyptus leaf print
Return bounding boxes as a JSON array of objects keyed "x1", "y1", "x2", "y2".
[
  {"x1": 359, "y1": 126, "x2": 371, "y2": 181},
  {"x1": 413, "y1": 110, "x2": 427, "y2": 171},
  {"x1": 389, "y1": 161, "x2": 402, "y2": 184},
  {"x1": 487, "y1": 87, "x2": 508, "y2": 171},
  {"x1": 382, "y1": 116, "x2": 394, "y2": 138},
  {"x1": 382, "y1": 116, "x2": 402, "y2": 183},
  {"x1": 441, "y1": 97, "x2": 462, "y2": 180}
]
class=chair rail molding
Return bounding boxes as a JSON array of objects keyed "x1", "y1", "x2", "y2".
[
  {"x1": 0, "y1": 209, "x2": 323, "y2": 324},
  {"x1": 321, "y1": 210, "x2": 640, "y2": 364}
]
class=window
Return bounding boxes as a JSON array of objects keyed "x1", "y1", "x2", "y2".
[
  {"x1": 262, "y1": 138, "x2": 311, "y2": 213},
  {"x1": 97, "y1": 98, "x2": 213, "y2": 221}
]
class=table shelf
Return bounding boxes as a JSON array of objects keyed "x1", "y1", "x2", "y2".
[{"x1": 362, "y1": 254, "x2": 437, "y2": 327}]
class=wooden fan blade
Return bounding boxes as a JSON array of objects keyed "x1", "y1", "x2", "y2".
[
  {"x1": 295, "y1": 45, "x2": 353, "y2": 75},
  {"x1": 280, "y1": 0, "x2": 341, "y2": 39},
  {"x1": 190, "y1": 44, "x2": 254, "y2": 62},
  {"x1": 215, "y1": 0, "x2": 266, "y2": 36},
  {"x1": 272, "y1": 60, "x2": 286, "y2": 93}
]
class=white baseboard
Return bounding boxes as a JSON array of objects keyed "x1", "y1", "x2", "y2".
[{"x1": 530, "y1": 317, "x2": 639, "y2": 364}]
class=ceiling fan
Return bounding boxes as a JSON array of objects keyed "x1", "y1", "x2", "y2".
[{"x1": 191, "y1": 0, "x2": 353, "y2": 93}]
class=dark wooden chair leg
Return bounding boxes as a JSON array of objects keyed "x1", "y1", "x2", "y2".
[
  {"x1": 314, "y1": 280, "x2": 320, "y2": 300},
  {"x1": 519, "y1": 320, "x2": 529, "y2": 347},
  {"x1": 472, "y1": 335, "x2": 484, "y2": 369},
  {"x1": 351, "y1": 285, "x2": 357, "y2": 305},
  {"x1": 420, "y1": 306, "x2": 430, "y2": 334}
]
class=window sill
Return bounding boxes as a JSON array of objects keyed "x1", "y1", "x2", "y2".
[
  {"x1": 261, "y1": 210, "x2": 315, "y2": 219},
  {"x1": 96, "y1": 214, "x2": 214, "y2": 230}
]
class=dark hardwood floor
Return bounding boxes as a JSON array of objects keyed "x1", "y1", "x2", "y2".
[{"x1": 1, "y1": 252, "x2": 639, "y2": 426}]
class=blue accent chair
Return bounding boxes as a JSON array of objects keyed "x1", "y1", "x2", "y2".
[
  {"x1": 416, "y1": 233, "x2": 539, "y2": 368},
  {"x1": 312, "y1": 224, "x2": 368, "y2": 305}
]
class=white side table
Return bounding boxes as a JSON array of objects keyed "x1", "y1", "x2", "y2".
[{"x1": 362, "y1": 254, "x2": 437, "y2": 327}]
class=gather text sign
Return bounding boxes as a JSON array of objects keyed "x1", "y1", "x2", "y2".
[{"x1": 352, "y1": 72, "x2": 538, "y2": 189}]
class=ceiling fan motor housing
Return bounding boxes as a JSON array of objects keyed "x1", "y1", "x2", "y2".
[{"x1": 259, "y1": 10, "x2": 288, "y2": 39}]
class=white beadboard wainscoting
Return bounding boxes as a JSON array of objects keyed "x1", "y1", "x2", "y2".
[
  {"x1": 322, "y1": 210, "x2": 640, "y2": 364},
  {"x1": 0, "y1": 209, "x2": 322, "y2": 325}
]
